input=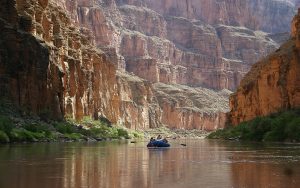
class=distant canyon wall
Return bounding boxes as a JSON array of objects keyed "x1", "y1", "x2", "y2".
[
  {"x1": 118, "y1": 0, "x2": 295, "y2": 33},
  {"x1": 59, "y1": 0, "x2": 294, "y2": 90}
]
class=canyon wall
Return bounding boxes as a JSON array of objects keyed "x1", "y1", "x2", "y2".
[
  {"x1": 154, "y1": 83, "x2": 230, "y2": 131},
  {"x1": 61, "y1": 0, "x2": 294, "y2": 91},
  {"x1": 0, "y1": 0, "x2": 161, "y2": 130},
  {"x1": 0, "y1": 0, "x2": 119, "y2": 122},
  {"x1": 56, "y1": 0, "x2": 296, "y2": 129},
  {"x1": 1, "y1": 0, "x2": 297, "y2": 131},
  {"x1": 118, "y1": 0, "x2": 295, "y2": 33},
  {"x1": 229, "y1": 10, "x2": 300, "y2": 125},
  {"x1": 0, "y1": 0, "x2": 230, "y2": 130}
]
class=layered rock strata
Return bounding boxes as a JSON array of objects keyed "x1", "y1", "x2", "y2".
[
  {"x1": 117, "y1": 0, "x2": 295, "y2": 33},
  {"x1": 116, "y1": 72, "x2": 161, "y2": 129},
  {"x1": 61, "y1": 0, "x2": 293, "y2": 90},
  {"x1": 0, "y1": 0, "x2": 230, "y2": 130},
  {"x1": 154, "y1": 83, "x2": 231, "y2": 131},
  {"x1": 1, "y1": 0, "x2": 297, "y2": 131},
  {"x1": 0, "y1": 0, "x2": 119, "y2": 122},
  {"x1": 229, "y1": 11, "x2": 300, "y2": 125}
]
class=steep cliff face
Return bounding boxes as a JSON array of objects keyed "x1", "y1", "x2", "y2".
[
  {"x1": 1, "y1": 0, "x2": 295, "y2": 131},
  {"x1": 0, "y1": 17, "x2": 63, "y2": 119},
  {"x1": 0, "y1": 0, "x2": 120, "y2": 122},
  {"x1": 0, "y1": 0, "x2": 229, "y2": 131},
  {"x1": 229, "y1": 11, "x2": 300, "y2": 125},
  {"x1": 53, "y1": 0, "x2": 295, "y2": 130},
  {"x1": 0, "y1": 0, "x2": 161, "y2": 130},
  {"x1": 60, "y1": 0, "x2": 293, "y2": 91},
  {"x1": 116, "y1": 72, "x2": 161, "y2": 129}
]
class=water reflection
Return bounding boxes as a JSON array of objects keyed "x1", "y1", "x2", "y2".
[
  {"x1": 0, "y1": 140, "x2": 300, "y2": 188},
  {"x1": 229, "y1": 143, "x2": 300, "y2": 188}
]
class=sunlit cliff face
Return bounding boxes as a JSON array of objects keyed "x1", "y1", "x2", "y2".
[{"x1": 229, "y1": 9, "x2": 300, "y2": 125}]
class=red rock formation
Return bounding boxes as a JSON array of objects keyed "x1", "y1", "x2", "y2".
[
  {"x1": 119, "y1": 0, "x2": 295, "y2": 33},
  {"x1": 0, "y1": 0, "x2": 119, "y2": 122},
  {"x1": 116, "y1": 72, "x2": 161, "y2": 129},
  {"x1": 229, "y1": 11, "x2": 300, "y2": 125},
  {"x1": 0, "y1": 0, "x2": 158, "y2": 130},
  {"x1": 0, "y1": 0, "x2": 230, "y2": 131},
  {"x1": 59, "y1": 0, "x2": 293, "y2": 91},
  {"x1": 2, "y1": 0, "x2": 296, "y2": 131}
]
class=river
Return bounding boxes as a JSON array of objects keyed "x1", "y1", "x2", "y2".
[{"x1": 0, "y1": 139, "x2": 299, "y2": 188}]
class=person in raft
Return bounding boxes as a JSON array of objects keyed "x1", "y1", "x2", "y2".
[
  {"x1": 147, "y1": 136, "x2": 170, "y2": 147},
  {"x1": 147, "y1": 137, "x2": 156, "y2": 147},
  {"x1": 157, "y1": 135, "x2": 162, "y2": 140},
  {"x1": 162, "y1": 138, "x2": 168, "y2": 143},
  {"x1": 157, "y1": 135, "x2": 168, "y2": 143}
]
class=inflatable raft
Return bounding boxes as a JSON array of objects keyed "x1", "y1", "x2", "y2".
[{"x1": 147, "y1": 140, "x2": 170, "y2": 148}]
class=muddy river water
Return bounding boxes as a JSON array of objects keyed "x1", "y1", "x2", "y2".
[{"x1": 0, "y1": 139, "x2": 299, "y2": 188}]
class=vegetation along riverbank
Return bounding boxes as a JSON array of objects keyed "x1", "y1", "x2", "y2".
[
  {"x1": 208, "y1": 108, "x2": 300, "y2": 142},
  {"x1": 0, "y1": 100, "x2": 143, "y2": 143},
  {"x1": 0, "y1": 100, "x2": 208, "y2": 144}
]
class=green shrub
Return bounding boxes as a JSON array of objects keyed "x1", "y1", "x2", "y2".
[
  {"x1": 207, "y1": 129, "x2": 227, "y2": 139},
  {"x1": 10, "y1": 129, "x2": 37, "y2": 142},
  {"x1": 45, "y1": 131, "x2": 58, "y2": 141},
  {"x1": 0, "y1": 115, "x2": 14, "y2": 134},
  {"x1": 106, "y1": 127, "x2": 119, "y2": 139},
  {"x1": 263, "y1": 123, "x2": 285, "y2": 142},
  {"x1": 0, "y1": 130, "x2": 9, "y2": 143},
  {"x1": 9, "y1": 128, "x2": 49, "y2": 142},
  {"x1": 32, "y1": 132, "x2": 46, "y2": 140},
  {"x1": 285, "y1": 118, "x2": 300, "y2": 142},
  {"x1": 89, "y1": 127, "x2": 102, "y2": 136},
  {"x1": 24, "y1": 123, "x2": 41, "y2": 132},
  {"x1": 78, "y1": 128, "x2": 92, "y2": 137},
  {"x1": 24, "y1": 123, "x2": 51, "y2": 134},
  {"x1": 117, "y1": 128, "x2": 129, "y2": 139},
  {"x1": 81, "y1": 116, "x2": 95, "y2": 125},
  {"x1": 54, "y1": 122, "x2": 76, "y2": 134},
  {"x1": 64, "y1": 133, "x2": 83, "y2": 141},
  {"x1": 246, "y1": 117, "x2": 273, "y2": 141},
  {"x1": 129, "y1": 131, "x2": 144, "y2": 139},
  {"x1": 208, "y1": 108, "x2": 300, "y2": 142}
]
